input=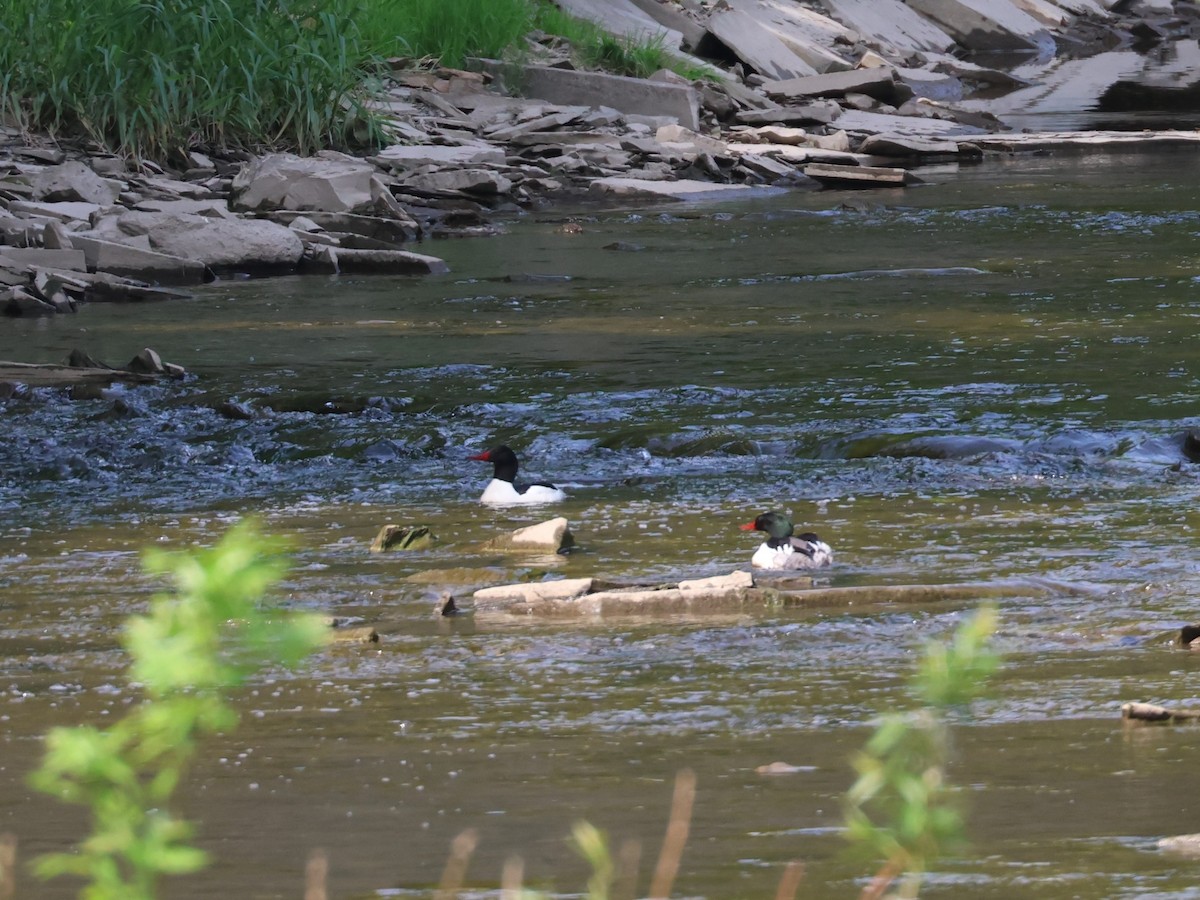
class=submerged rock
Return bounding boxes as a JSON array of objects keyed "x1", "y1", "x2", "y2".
[
  {"x1": 370, "y1": 524, "x2": 436, "y2": 553},
  {"x1": 482, "y1": 517, "x2": 575, "y2": 554}
]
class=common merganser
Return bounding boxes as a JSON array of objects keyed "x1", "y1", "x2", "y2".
[
  {"x1": 740, "y1": 511, "x2": 833, "y2": 570},
  {"x1": 470, "y1": 445, "x2": 567, "y2": 505}
]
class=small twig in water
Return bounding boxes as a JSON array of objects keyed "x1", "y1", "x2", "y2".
[
  {"x1": 436, "y1": 829, "x2": 479, "y2": 900},
  {"x1": 648, "y1": 768, "x2": 696, "y2": 899}
]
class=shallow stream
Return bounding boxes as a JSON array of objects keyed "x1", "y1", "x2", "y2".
[{"x1": 4, "y1": 149, "x2": 1200, "y2": 898}]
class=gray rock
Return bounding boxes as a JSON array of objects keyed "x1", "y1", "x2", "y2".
[
  {"x1": 69, "y1": 234, "x2": 210, "y2": 282},
  {"x1": 31, "y1": 161, "x2": 122, "y2": 206},
  {"x1": 820, "y1": 0, "x2": 957, "y2": 53},
  {"x1": 401, "y1": 168, "x2": 513, "y2": 195},
  {"x1": 372, "y1": 143, "x2": 507, "y2": 169},
  {"x1": 591, "y1": 176, "x2": 788, "y2": 199},
  {"x1": 308, "y1": 246, "x2": 449, "y2": 276},
  {"x1": 705, "y1": 8, "x2": 818, "y2": 81},
  {"x1": 482, "y1": 517, "x2": 575, "y2": 553},
  {"x1": 858, "y1": 133, "x2": 961, "y2": 156},
  {"x1": 905, "y1": 0, "x2": 1056, "y2": 55},
  {"x1": 370, "y1": 524, "x2": 436, "y2": 553},
  {"x1": 485, "y1": 62, "x2": 700, "y2": 131},
  {"x1": 763, "y1": 67, "x2": 904, "y2": 103},
  {"x1": 553, "y1": 0, "x2": 684, "y2": 48},
  {"x1": 8, "y1": 199, "x2": 101, "y2": 224},
  {"x1": 0, "y1": 247, "x2": 87, "y2": 271},
  {"x1": 230, "y1": 152, "x2": 376, "y2": 213},
  {"x1": 113, "y1": 211, "x2": 303, "y2": 269}
]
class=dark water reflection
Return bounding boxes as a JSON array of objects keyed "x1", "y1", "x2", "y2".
[{"x1": 3, "y1": 150, "x2": 1200, "y2": 897}]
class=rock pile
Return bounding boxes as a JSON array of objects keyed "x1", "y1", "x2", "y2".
[{"x1": 3, "y1": 0, "x2": 1199, "y2": 316}]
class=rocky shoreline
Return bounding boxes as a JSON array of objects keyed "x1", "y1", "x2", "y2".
[{"x1": 2, "y1": 0, "x2": 1198, "y2": 319}]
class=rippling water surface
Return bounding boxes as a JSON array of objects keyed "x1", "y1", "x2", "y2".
[{"x1": 4, "y1": 150, "x2": 1200, "y2": 898}]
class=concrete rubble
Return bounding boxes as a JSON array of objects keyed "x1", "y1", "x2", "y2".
[{"x1": 3, "y1": 0, "x2": 1200, "y2": 315}]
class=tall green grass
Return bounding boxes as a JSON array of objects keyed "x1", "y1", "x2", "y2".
[
  {"x1": 0, "y1": 0, "x2": 379, "y2": 159},
  {"x1": 0, "y1": 0, "x2": 710, "y2": 161}
]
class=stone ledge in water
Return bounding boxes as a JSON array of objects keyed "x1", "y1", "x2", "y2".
[
  {"x1": 471, "y1": 575, "x2": 1051, "y2": 618},
  {"x1": 1159, "y1": 834, "x2": 1200, "y2": 856},
  {"x1": 482, "y1": 517, "x2": 574, "y2": 554},
  {"x1": 590, "y1": 177, "x2": 788, "y2": 201},
  {"x1": 370, "y1": 524, "x2": 436, "y2": 553}
]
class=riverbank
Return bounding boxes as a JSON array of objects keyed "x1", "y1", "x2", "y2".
[{"x1": 2, "y1": 0, "x2": 1198, "y2": 319}]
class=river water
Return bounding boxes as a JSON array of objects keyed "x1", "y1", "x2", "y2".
[{"x1": 3, "y1": 149, "x2": 1200, "y2": 898}]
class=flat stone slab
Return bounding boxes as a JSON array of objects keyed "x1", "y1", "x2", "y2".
[
  {"x1": 372, "y1": 143, "x2": 507, "y2": 168},
  {"x1": 469, "y1": 574, "x2": 1053, "y2": 619},
  {"x1": 821, "y1": 0, "x2": 957, "y2": 52},
  {"x1": 486, "y1": 62, "x2": 700, "y2": 131},
  {"x1": 804, "y1": 162, "x2": 918, "y2": 187},
  {"x1": 960, "y1": 129, "x2": 1200, "y2": 152},
  {"x1": 591, "y1": 176, "x2": 788, "y2": 200},
  {"x1": 833, "y1": 109, "x2": 989, "y2": 138},
  {"x1": 0, "y1": 362, "x2": 156, "y2": 386},
  {"x1": 705, "y1": 8, "x2": 817, "y2": 81},
  {"x1": 0, "y1": 247, "x2": 87, "y2": 271}
]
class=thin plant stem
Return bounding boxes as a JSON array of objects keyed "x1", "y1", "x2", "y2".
[
  {"x1": 435, "y1": 828, "x2": 479, "y2": 900},
  {"x1": 305, "y1": 848, "x2": 328, "y2": 900},
  {"x1": 774, "y1": 860, "x2": 805, "y2": 900},
  {"x1": 648, "y1": 768, "x2": 696, "y2": 899},
  {"x1": 613, "y1": 838, "x2": 642, "y2": 900},
  {"x1": 500, "y1": 855, "x2": 524, "y2": 899}
]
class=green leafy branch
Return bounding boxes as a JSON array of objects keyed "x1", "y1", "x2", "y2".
[
  {"x1": 29, "y1": 522, "x2": 329, "y2": 900},
  {"x1": 844, "y1": 605, "x2": 999, "y2": 900}
]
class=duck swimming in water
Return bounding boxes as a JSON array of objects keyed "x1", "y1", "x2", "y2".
[
  {"x1": 470, "y1": 445, "x2": 567, "y2": 505},
  {"x1": 740, "y1": 511, "x2": 833, "y2": 570}
]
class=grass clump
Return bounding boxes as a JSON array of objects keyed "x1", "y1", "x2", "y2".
[
  {"x1": 0, "y1": 0, "x2": 715, "y2": 163},
  {"x1": 0, "y1": 0, "x2": 380, "y2": 160},
  {"x1": 29, "y1": 522, "x2": 328, "y2": 899},
  {"x1": 362, "y1": 0, "x2": 716, "y2": 81}
]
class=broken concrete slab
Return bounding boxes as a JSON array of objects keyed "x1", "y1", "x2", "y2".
[
  {"x1": 803, "y1": 161, "x2": 919, "y2": 187},
  {"x1": 905, "y1": 0, "x2": 1056, "y2": 55},
  {"x1": 763, "y1": 67, "x2": 903, "y2": 104},
  {"x1": 705, "y1": 8, "x2": 818, "y2": 81},
  {"x1": 400, "y1": 168, "x2": 513, "y2": 195},
  {"x1": 735, "y1": 100, "x2": 841, "y2": 126},
  {"x1": 820, "y1": 0, "x2": 957, "y2": 53},
  {"x1": 554, "y1": 0, "x2": 684, "y2": 49},
  {"x1": 857, "y1": 133, "x2": 962, "y2": 156},
  {"x1": 372, "y1": 142, "x2": 508, "y2": 169},
  {"x1": 833, "y1": 108, "x2": 990, "y2": 138},
  {"x1": 8, "y1": 199, "x2": 101, "y2": 223},
  {"x1": 0, "y1": 247, "x2": 87, "y2": 271},
  {"x1": 487, "y1": 63, "x2": 700, "y2": 131},
  {"x1": 590, "y1": 176, "x2": 788, "y2": 200},
  {"x1": 719, "y1": 0, "x2": 856, "y2": 73}
]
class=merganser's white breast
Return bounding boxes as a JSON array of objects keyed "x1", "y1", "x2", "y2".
[
  {"x1": 750, "y1": 537, "x2": 833, "y2": 570},
  {"x1": 479, "y1": 478, "x2": 567, "y2": 506},
  {"x1": 471, "y1": 444, "x2": 567, "y2": 506},
  {"x1": 740, "y1": 511, "x2": 833, "y2": 571}
]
